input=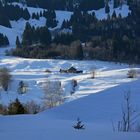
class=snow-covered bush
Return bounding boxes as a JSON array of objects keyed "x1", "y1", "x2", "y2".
[
  {"x1": 43, "y1": 80, "x2": 64, "y2": 108},
  {"x1": 73, "y1": 118, "x2": 85, "y2": 130},
  {"x1": 127, "y1": 69, "x2": 136, "y2": 78},
  {"x1": 17, "y1": 81, "x2": 28, "y2": 94}
]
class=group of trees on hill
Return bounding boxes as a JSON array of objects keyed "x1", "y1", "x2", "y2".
[
  {"x1": 31, "y1": 10, "x2": 58, "y2": 28},
  {"x1": 43, "y1": 9, "x2": 58, "y2": 28},
  {"x1": 4, "y1": 0, "x2": 126, "y2": 11},
  {"x1": 12, "y1": 37, "x2": 84, "y2": 59},
  {"x1": 0, "y1": 1, "x2": 30, "y2": 27},
  {"x1": 57, "y1": 1, "x2": 140, "y2": 63},
  {"x1": 1, "y1": 0, "x2": 139, "y2": 63},
  {"x1": 0, "y1": 33, "x2": 9, "y2": 47},
  {"x1": 25, "y1": 0, "x2": 105, "y2": 11},
  {"x1": 21, "y1": 22, "x2": 51, "y2": 46}
]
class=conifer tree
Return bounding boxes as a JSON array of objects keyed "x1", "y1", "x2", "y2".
[
  {"x1": 8, "y1": 98, "x2": 26, "y2": 115},
  {"x1": 16, "y1": 36, "x2": 21, "y2": 48},
  {"x1": 105, "y1": 3, "x2": 110, "y2": 14}
]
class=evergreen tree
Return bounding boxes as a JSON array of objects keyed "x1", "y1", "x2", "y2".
[
  {"x1": 114, "y1": 0, "x2": 120, "y2": 8},
  {"x1": 4, "y1": 35, "x2": 9, "y2": 45},
  {"x1": 46, "y1": 9, "x2": 57, "y2": 28},
  {"x1": 61, "y1": 20, "x2": 66, "y2": 29},
  {"x1": 32, "y1": 12, "x2": 36, "y2": 19},
  {"x1": 39, "y1": 27, "x2": 52, "y2": 45},
  {"x1": 22, "y1": 22, "x2": 32, "y2": 46},
  {"x1": 0, "y1": 68, "x2": 11, "y2": 91},
  {"x1": 8, "y1": 98, "x2": 26, "y2": 115},
  {"x1": 112, "y1": 10, "x2": 117, "y2": 19},
  {"x1": 23, "y1": 8, "x2": 30, "y2": 20},
  {"x1": 105, "y1": 3, "x2": 110, "y2": 14},
  {"x1": 16, "y1": 36, "x2": 21, "y2": 48},
  {"x1": 0, "y1": 15, "x2": 11, "y2": 28}
]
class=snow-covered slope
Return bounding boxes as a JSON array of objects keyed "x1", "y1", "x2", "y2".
[
  {"x1": 0, "y1": 74, "x2": 140, "y2": 140},
  {"x1": 0, "y1": 55, "x2": 139, "y2": 105}
]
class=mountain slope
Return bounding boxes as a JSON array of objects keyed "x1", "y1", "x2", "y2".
[{"x1": 0, "y1": 2, "x2": 130, "y2": 50}]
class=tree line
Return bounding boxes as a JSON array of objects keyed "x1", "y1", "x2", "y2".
[
  {"x1": 5, "y1": 0, "x2": 125, "y2": 11},
  {"x1": 7, "y1": 0, "x2": 105, "y2": 11},
  {"x1": 0, "y1": 33, "x2": 9, "y2": 47}
]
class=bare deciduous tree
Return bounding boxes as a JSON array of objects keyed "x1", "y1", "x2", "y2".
[
  {"x1": 71, "y1": 79, "x2": 78, "y2": 95},
  {"x1": 0, "y1": 68, "x2": 12, "y2": 92},
  {"x1": 43, "y1": 80, "x2": 64, "y2": 109},
  {"x1": 24, "y1": 100, "x2": 42, "y2": 114},
  {"x1": 90, "y1": 66, "x2": 96, "y2": 79},
  {"x1": 117, "y1": 90, "x2": 140, "y2": 132}
]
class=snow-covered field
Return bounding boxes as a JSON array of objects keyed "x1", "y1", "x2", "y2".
[
  {"x1": 0, "y1": 55, "x2": 138, "y2": 105},
  {"x1": 0, "y1": 55, "x2": 140, "y2": 140}
]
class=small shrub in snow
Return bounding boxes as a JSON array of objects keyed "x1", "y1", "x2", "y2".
[
  {"x1": 73, "y1": 118, "x2": 85, "y2": 130},
  {"x1": 127, "y1": 69, "x2": 136, "y2": 78},
  {"x1": 17, "y1": 81, "x2": 28, "y2": 94},
  {"x1": 45, "y1": 69, "x2": 52, "y2": 73}
]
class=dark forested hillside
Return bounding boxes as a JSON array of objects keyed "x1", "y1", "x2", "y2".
[
  {"x1": 5, "y1": 0, "x2": 105, "y2": 11},
  {"x1": 0, "y1": 1, "x2": 30, "y2": 27},
  {"x1": 10, "y1": 0, "x2": 140, "y2": 64},
  {"x1": 0, "y1": 0, "x2": 140, "y2": 63}
]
